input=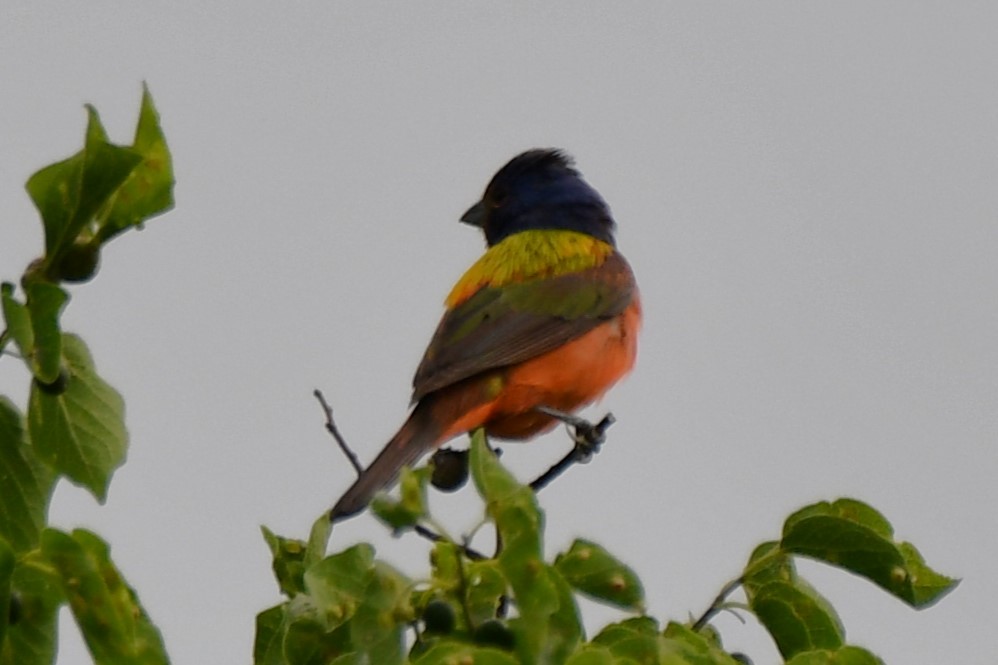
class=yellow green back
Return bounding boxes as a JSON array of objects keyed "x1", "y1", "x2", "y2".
[{"x1": 446, "y1": 230, "x2": 614, "y2": 308}]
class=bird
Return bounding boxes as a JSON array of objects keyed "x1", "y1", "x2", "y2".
[{"x1": 330, "y1": 148, "x2": 641, "y2": 522}]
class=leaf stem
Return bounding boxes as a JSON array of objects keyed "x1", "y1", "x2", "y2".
[{"x1": 692, "y1": 576, "x2": 744, "y2": 632}]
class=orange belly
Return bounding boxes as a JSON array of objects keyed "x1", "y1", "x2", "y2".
[{"x1": 438, "y1": 296, "x2": 642, "y2": 441}]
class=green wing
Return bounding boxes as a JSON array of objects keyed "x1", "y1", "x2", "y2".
[{"x1": 411, "y1": 251, "x2": 636, "y2": 402}]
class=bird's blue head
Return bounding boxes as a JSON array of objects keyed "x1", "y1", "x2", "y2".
[{"x1": 460, "y1": 149, "x2": 616, "y2": 247}]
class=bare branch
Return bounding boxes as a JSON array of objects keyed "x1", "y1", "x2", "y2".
[{"x1": 313, "y1": 389, "x2": 363, "y2": 476}]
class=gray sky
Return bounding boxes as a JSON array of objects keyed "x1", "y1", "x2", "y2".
[{"x1": 1, "y1": 2, "x2": 995, "y2": 663}]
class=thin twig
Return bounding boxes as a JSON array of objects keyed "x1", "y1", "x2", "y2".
[
  {"x1": 314, "y1": 390, "x2": 488, "y2": 561},
  {"x1": 529, "y1": 409, "x2": 616, "y2": 492},
  {"x1": 313, "y1": 389, "x2": 363, "y2": 476},
  {"x1": 691, "y1": 576, "x2": 744, "y2": 632},
  {"x1": 413, "y1": 524, "x2": 487, "y2": 561}
]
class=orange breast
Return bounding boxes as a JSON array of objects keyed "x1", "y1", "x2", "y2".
[{"x1": 437, "y1": 295, "x2": 642, "y2": 441}]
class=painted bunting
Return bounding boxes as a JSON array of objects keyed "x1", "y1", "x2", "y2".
[{"x1": 330, "y1": 149, "x2": 641, "y2": 521}]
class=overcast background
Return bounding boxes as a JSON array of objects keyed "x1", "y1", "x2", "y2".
[{"x1": 1, "y1": 3, "x2": 995, "y2": 663}]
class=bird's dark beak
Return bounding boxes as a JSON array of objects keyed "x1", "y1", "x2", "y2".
[{"x1": 460, "y1": 201, "x2": 486, "y2": 228}]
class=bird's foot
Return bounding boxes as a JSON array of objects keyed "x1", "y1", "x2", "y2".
[
  {"x1": 528, "y1": 407, "x2": 616, "y2": 493},
  {"x1": 535, "y1": 406, "x2": 615, "y2": 460}
]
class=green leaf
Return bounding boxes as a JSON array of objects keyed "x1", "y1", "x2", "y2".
[
  {"x1": 25, "y1": 152, "x2": 83, "y2": 259},
  {"x1": 305, "y1": 514, "x2": 331, "y2": 568},
  {"x1": 470, "y1": 430, "x2": 569, "y2": 664},
  {"x1": 328, "y1": 654, "x2": 365, "y2": 665},
  {"x1": 2, "y1": 552, "x2": 63, "y2": 665},
  {"x1": 283, "y1": 613, "x2": 355, "y2": 665},
  {"x1": 1, "y1": 283, "x2": 33, "y2": 362},
  {"x1": 98, "y1": 85, "x2": 175, "y2": 243},
  {"x1": 469, "y1": 431, "x2": 536, "y2": 529},
  {"x1": 254, "y1": 604, "x2": 286, "y2": 665},
  {"x1": 40, "y1": 528, "x2": 168, "y2": 664},
  {"x1": 564, "y1": 644, "x2": 616, "y2": 665},
  {"x1": 302, "y1": 544, "x2": 375, "y2": 631},
  {"x1": 0, "y1": 538, "x2": 13, "y2": 648},
  {"x1": 592, "y1": 617, "x2": 662, "y2": 663},
  {"x1": 747, "y1": 579, "x2": 844, "y2": 659},
  {"x1": 555, "y1": 539, "x2": 645, "y2": 611},
  {"x1": 661, "y1": 622, "x2": 746, "y2": 665},
  {"x1": 895, "y1": 541, "x2": 960, "y2": 607},
  {"x1": 429, "y1": 540, "x2": 461, "y2": 594},
  {"x1": 542, "y1": 566, "x2": 584, "y2": 663},
  {"x1": 592, "y1": 619, "x2": 743, "y2": 664},
  {"x1": 592, "y1": 616, "x2": 660, "y2": 645},
  {"x1": 27, "y1": 333, "x2": 127, "y2": 502},
  {"x1": 262, "y1": 526, "x2": 308, "y2": 598},
  {"x1": 781, "y1": 498, "x2": 958, "y2": 608},
  {"x1": 350, "y1": 562, "x2": 411, "y2": 665},
  {"x1": 411, "y1": 642, "x2": 520, "y2": 665},
  {"x1": 26, "y1": 106, "x2": 142, "y2": 264},
  {"x1": 0, "y1": 397, "x2": 56, "y2": 553},
  {"x1": 784, "y1": 646, "x2": 884, "y2": 665},
  {"x1": 463, "y1": 559, "x2": 508, "y2": 626},
  {"x1": 370, "y1": 466, "x2": 431, "y2": 530},
  {"x1": 23, "y1": 281, "x2": 68, "y2": 384},
  {"x1": 742, "y1": 541, "x2": 794, "y2": 596},
  {"x1": 742, "y1": 540, "x2": 847, "y2": 660},
  {"x1": 594, "y1": 627, "x2": 661, "y2": 663}
]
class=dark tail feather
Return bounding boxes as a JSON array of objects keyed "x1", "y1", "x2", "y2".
[{"x1": 330, "y1": 402, "x2": 443, "y2": 522}]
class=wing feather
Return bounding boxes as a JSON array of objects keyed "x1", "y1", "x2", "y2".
[{"x1": 411, "y1": 251, "x2": 636, "y2": 401}]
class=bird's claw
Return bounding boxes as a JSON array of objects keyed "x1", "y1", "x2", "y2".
[{"x1": 536, "y1": 406, "x2": 615, "y2": 459}]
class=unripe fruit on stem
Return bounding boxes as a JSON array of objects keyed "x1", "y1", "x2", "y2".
[
  {"x1": 421, "y1": 599, "x2": 456, "y2": 635},
  {"x1": 34, "y1": 367, "x2": 69, "y2": 395},
  {"x1": 56, "y1": 240, "x2": 100, "y2": 283},
  {"x1": 430, "y1": 448, "x2": 469, "y2": 492},
  {"x1": 8, "y1": 592, "x2": 21, "y2": 625},
  {"x1": 473, "y1": 619, "x2": 515, "y2": 650}
]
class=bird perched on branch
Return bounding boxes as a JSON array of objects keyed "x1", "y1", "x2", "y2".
[{"x1": 330, "y1": 149, "x2": 641, "y2": 521}]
